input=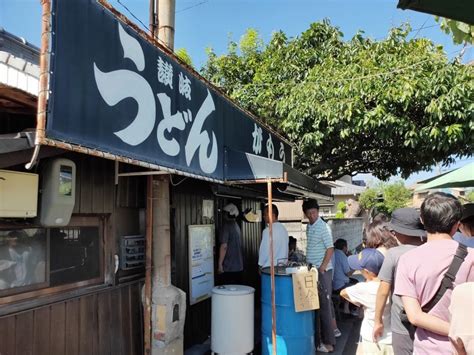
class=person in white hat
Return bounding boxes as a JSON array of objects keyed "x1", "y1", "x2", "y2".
[{"x1": 218, "y1": 203, "x2": 243, "y2": 285}]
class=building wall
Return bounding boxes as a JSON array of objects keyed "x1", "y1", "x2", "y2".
[
  {"x1": 326, "y1": 218, "x2": 365, "y2": 252},
  {"x1": 281, "y1": 217, "x2": 364, "y2": 255},
  {"x1": 0, "y1": 282, "x2": 143, "y2": 355},
  {"x1": 0, "y1": 154, "x2": 145, "y2": 355}
]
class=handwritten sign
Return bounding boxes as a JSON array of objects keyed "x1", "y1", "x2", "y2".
[{"x1": 292, "y1": 269, "x2": 319, "y2": 312}]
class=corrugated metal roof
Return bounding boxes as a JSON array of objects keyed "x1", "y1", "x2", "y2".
[
  {"x1": 331, "y1": 180, "x2": 367, "y2": 196},
  {"x1": 0, "y1": 27, "x2": 39, "y2": 65}
]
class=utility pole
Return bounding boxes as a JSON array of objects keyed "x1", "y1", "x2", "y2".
[
  {"x1": 147, "y1": 1, "x2": 185, "y2": 355},
  {"x1": 157, "y1": 0, "x2": 175, "y2": 50}
]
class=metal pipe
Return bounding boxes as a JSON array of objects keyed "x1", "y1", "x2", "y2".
[
  {"x1": 27, "y1": 0, "x2": 51, "y2": 169},
  {"x1": 267, "y1": 180, "x2": 277, "y2": 355},
  {"x1": 149, "y1": 0, "x2": 156, "y2": 38}
]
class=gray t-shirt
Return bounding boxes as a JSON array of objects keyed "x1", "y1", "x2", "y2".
[
  {"x1": 378, "y1": 244, "x2": 416, "y2": 335},
  {"x1": 219, "y1": 220, "x2": 243, "y2": 272}
]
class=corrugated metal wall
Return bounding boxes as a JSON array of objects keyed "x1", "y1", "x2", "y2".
[
  {"x1": 171, "y1": 182, "x2": 263, "y2": 349},
  {"x1": 171, "y1": 180, "x2": 214, "y2": 348},
  {"x1": 241, "y1": 199, "x2": 262, "y2": 288}
]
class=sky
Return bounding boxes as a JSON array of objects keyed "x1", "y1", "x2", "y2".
[{"x1": 0, "y1": 0, "x2": 472, "y2": 184}]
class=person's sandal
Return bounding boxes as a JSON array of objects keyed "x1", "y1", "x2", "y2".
[{"x1": 317, "y1": 344, "x2": 333, "y2": 353}]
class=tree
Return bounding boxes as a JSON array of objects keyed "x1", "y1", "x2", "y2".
[
  {"x1": 436, "y1": 17, "x2": 474, "y2": 46},
  {"x1": 335, "y1": 201, "x2": 346, "y2": 219},
  {"x1": 358, "y1": 181, "x2": 412, "y2": 215},
  {"x1": 466, "y1": 190, "x2": 474, "y2": 203},
  {"x1": 202, "y1": 22, "x2": 474, "y2": 180},
  {"x1": 175, "y1": 48, "x2": 193, "y2": 67}
]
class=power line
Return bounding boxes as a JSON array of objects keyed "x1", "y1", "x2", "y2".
[
  {"x1": 375, "y1": 23, "x2": 439, "y2": 41},
  {"x1": 411, "y1": 17, "x2": 431, "y2": 39},
  {"x1": 176, "y1": 0, "x2": 209, "y2": 14},
  {"x1": 116, "y1": 0, "x2": 149, "y2": 33}
]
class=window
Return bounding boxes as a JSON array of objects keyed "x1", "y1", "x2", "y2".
[
  {"x1": 0, "y1": 228, "x2": 47, "y2": 292},
  {"x1": 0, "y1": 217, "x2": 103, "y2": 298}
]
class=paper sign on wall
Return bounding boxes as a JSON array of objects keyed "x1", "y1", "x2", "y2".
[
  {"x1": 292, "y1": 269, "x2": 320, "y2": 312},
  {"x1": 188, "y1": 224, "x2": 215, "y2": 305}
]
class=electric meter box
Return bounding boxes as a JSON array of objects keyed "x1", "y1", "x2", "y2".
[
  {"x1": 40, "y1": 158, "x2": 76, "y2": 226},
  {"x1": 0, "y1": 169, "x2": 39, "y2": 217}
]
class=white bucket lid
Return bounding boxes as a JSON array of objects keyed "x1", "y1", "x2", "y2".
[{"x1": 212, "y1": 285, "x2": 255, "y2": 296}]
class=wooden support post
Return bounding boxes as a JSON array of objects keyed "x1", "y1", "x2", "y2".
[{"x1": 144, "y1": 176, "x2": 153, "y2": 355}]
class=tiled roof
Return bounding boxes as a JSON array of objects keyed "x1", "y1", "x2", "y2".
[{"x1": 0, "y1": 51, "x2": 39, "y2": 96}]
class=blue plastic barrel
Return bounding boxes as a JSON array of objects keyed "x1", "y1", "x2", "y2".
[{"x1": 261, "y1": 268, "x2": 315, "y2": 355}]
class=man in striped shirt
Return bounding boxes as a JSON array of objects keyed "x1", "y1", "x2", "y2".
[{"x1": 303, "y1": 199, "x2": 337, "y2": 353}]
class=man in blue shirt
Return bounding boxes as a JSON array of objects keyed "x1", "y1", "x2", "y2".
[{"x1": 332, "y1": 238, "x2": 354, "y2": 291}]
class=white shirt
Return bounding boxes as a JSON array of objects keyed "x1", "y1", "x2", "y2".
[
  {"x1": 258, "y1": 222, "x2": 289, "y2": 268},
  {"x1": 345, "y1": 280, "x2": 392, "y2": 345}
]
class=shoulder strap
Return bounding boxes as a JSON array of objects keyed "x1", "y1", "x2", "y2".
[{"x1": 422, "y1": 243, "x2": 468, "y2": 313}]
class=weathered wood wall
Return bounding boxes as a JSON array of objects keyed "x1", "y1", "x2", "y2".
[
  {"x1": 70, "y1": 154, "x2": 115, "y2": 214},
  {"x1": 0, "y1": 282, "x2": 143, "y2": 355}
]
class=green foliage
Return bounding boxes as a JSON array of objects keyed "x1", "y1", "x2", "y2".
[
  {"x1": 201, "y1": 21, "x2": 474, "y2": 180},
  {"x1": 467, "y1": 190, "x2": 474, "y2": 202},
  {"x1": 359, "y1": 187, "x2": 380, "y2": 211},
  {"x1": 240, "y1": 28, "x2": 264, "y2": 55},
  {"x1": 175, "y1": 48, "x2": 193, "y2": 67},
  {"x1": 335, "y1": 201, "x2": 347, "y2": 219},
  {"x1": 382, "y1": 181, "x2": 412, "y2": 214},
  {"x1": 436, "y1": 17, "x2": 474, "y2": 45},
  {"x1": 359, "y1": 181, "x2": 412, "y2": 215}
]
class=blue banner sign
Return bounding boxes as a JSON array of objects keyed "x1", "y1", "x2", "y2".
[{"x1": 47, "y1": 0, "x2": 292, "y2": 180}]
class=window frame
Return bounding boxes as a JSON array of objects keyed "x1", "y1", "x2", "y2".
[{"x1": 0, "y1": 215, "x2": 105, "y2": 305}]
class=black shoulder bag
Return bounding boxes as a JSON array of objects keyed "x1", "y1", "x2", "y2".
[{"x1": 400, "y1": 243, "x2": 468, "y2": 332}]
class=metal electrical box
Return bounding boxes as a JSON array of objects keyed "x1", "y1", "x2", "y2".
[
  {"x1": 120, "y1": 235, "x2": 145, "y2": 270},
  {"x1": 0, "y1": 170, "x2": 39, "y2": 217}
]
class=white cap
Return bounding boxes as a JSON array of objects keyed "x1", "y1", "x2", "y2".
[{"x1": 223, "y1": 203, "x2": 239, "y2": 217}]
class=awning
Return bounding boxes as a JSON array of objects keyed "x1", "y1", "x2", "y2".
[
  {"x1": 397, "y1": 0, "x2": 474, "y2": 25},
  {"x1": 224, "y1": 148, "x2": 332, "y2": 200},
  {"x1": 415, "y1": 162, "x2": 474, "y2": 191}
]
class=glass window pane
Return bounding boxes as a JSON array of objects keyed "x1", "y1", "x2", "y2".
[
  {"x1": 50, "y1": 226, "x2": 100, "y2": 286},
  {"x1": 0, "y1": 228, "x2": 47, "y2": 291},
  {"x1": 59, "y1": 165, "x2": 73, "y2": 196}
]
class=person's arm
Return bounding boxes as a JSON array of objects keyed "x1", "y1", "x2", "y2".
[
  {"x1": 218, "y1": 243, "x2": 227, "y2": 274},
  {"x1": 258, "y1": 229, "x2": 268, "y2": 269},
  {"x1": 218, "y1": 226, "x2": 229, "y2": 274},
  {"x1": 342, "y1": 254, "x2": 354, "y2": 276},
  {"x1": 401, "y1": 296, "x2": 450, "y2": 336},
  {"x1": 340, "y1": 283, "x2": 364, "y2": 307},
  {"x1": 319, "y1": 247, "x2": 334, "y2": 273},
  {"x1": 319, "y1": 224, "x2": 334, "y2": 273},
  {"x1": 450, "y1": 337, "x2": 467, "y2": 355},
  {"x1": 340, "y1": 288, "x2": 358, "y2": 305},
  {"x1": 373, "y1": 281, "x2": 391, "y2": 341}
]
